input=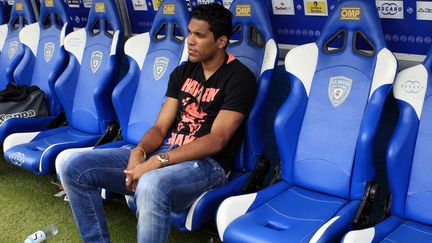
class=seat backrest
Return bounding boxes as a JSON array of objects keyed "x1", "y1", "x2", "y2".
[
  {"x1": 388, "y1": 47, "x2": 432, "y2": 225},
  {"x1": 227, "y1": 0, "x2": 277, "y2": 173},
  {"x1": 278, "y1": 0, "x2": 397, "y2": 200},
  {"x1": 14, "y1": 0, "x2": 71, "y2": 115},
  {"x1": 55, "y1": 0, "x2": 122, "y2": 134},
  {"x1": 112, "y1": 0, "x2": 189, "y2": 145},
  {"x1": 0, "y1": 0, "x2": 36, "y2": 90}
]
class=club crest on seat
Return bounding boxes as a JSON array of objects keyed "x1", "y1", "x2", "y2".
[
  {"x1": 154, "y1": 57, "x2": 169, "y2": 80},
  {"x1": 8, "y1": 41, "x2": 19, "y2": 59},
  {"x1": 328, "y1": 76, "x2": 352, "y2": 107},
  {"x1": 44, "y1": 42, "x2": 55, "y2": 63},
  {"x1": 8, "y1": 152, "x2": 25, "y2": 166},
  {"x1": 91, "y1": 51, "x2": 103, "y2": 73}
]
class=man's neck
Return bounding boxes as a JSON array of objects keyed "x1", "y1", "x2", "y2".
[{"x1": 201, "y1": 50, "x2": 227, "y2": 80}]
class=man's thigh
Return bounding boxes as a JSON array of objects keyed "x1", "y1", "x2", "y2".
[
  {"x1": 59, "y1": 147, "x2": 131, "y2": 194},
  {"x1": 136, "y1": 157, "x2": 226, "y2": 211}
]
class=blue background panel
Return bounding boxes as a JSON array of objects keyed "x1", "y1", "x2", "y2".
[
  {"x1": 55, "y1": 0, "x2": 432, "y2": 56},
  {"x1": 270, "y1": 0, "x2": 432, "y2": 56}
]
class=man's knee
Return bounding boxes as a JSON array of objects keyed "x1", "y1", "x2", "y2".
[{"x1": 56, "y1": 150, "x2": 89, "y2": 182}]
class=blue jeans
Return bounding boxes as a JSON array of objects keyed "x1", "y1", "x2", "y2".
[{"x1": 56, "y1": 144, "x2": 226, "y2": 243}]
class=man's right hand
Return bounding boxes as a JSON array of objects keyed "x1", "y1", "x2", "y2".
[{"x1": 125, "y1": 148, "x2": 146, "y2": 191}]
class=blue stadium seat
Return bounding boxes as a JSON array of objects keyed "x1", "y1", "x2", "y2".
[
  {"x1": 0, "y1": 0, "x2": 36, "y2": 90},
  {"x1": 342, "y1": 42, "x2": 432, "y2": 243},
  {"x1": 169, "y1": 0, "x2": 278, "y2": 231},
  {"x1": 0, "y1": 0, "x2": 72, "y2": 143},
  {"x1": 55, "y1": 0, "x2": 190, "y2": 195},
  {"x1": 216, "y1": 1, "x2": 397, "y2": 242},
  {"x1": 3, "y1": 0, "x2": 123, "y2": 175}
]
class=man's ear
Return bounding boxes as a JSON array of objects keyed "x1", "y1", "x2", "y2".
[{"x1": 217, "y1": 36, "x2": 228, "y2": 49}]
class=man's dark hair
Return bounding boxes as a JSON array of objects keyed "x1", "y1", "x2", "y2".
[{"x1": 192, "y1": 3, "x2": 233, "y2": 42}]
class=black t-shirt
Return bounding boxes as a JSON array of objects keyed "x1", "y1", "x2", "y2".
[{"x1": 165, "y1": 53, "x2": 257, "y2": 171}]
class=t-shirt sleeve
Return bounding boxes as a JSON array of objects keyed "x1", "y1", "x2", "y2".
[
  {"x1": 220, "y1": 67, "x2": 257, "y2": 116},
  {"x1": 165, "y1": 65, "x2": 183, "y2": 99}
]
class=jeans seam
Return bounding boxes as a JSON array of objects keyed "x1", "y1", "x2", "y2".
[{"x1": 85, "y1": 188, "x2": 106, "y2": 242}]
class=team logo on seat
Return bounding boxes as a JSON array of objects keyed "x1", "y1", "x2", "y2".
[
  {"x1": 153, "y1": 57, "x2": 169, "y2": 80},
  {"x1": 8, "y1": 41, "x2": 19, "y2": 59},
  {"x1": 328, "y1": 76, "x2": 352, "y2": 107},
  {"x1": 90, "y1": 51, "x2": 103, "y2": 73},
  {"x1": 9, "y1": 152, "x2": 25, "y2": 166},
  {"x1": 44, "y1": 42, "x2": 55, "y2": 63}
]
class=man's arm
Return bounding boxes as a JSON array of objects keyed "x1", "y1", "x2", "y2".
[
  {"x1": 135, "y1": 97, "x2": 179, "y2": 154},
  {"x1": 126, "y1": 97, "x2": 178, "y2": 175},
  {"x1": 125, "y1": 109, "x2": 245, "y2": 191}
]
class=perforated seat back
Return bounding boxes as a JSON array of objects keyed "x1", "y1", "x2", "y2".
[
  {"x1": 113, "y1": 0, "x2": 189, "y2": 145},
  {"x1": 0, "y1": 0, "x2": 36, "y2": 90},
  {"x1": 57, "y1": 0, "x2": 122, "y2": 134},
  {"x1": 281, "y1": 1, "x2": 396, "y2": 199},
  {"x1": 227, "y1": 0, "x2": 277, "y2": 172},
  {"x1": 15, "y1": 0, "x2": 71, "y2": 115},
  {"x1": 389, "y1": 47, "x2": 432, "y2": 226}
]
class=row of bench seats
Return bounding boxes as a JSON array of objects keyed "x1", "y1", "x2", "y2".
[
  {"x1": 0, "y1": 0, "x2": 278, "y2": 236},
  {"x1": 0, "y1": 0, "x2": 431, "y2": 242}
]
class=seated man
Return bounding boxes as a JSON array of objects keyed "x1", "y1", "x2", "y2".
[{"x1": 57, "y1": 4, "x2": 257, "y2": 242}]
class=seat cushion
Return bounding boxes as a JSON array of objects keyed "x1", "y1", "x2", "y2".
[
  {"x1": 223, "y1": 186, "x2": 349, "y2": 242},
  {"x1": 4, "y1": 126, "x2": 101, "y2": 175},
  {"x1": 381, "y1": 221, "x2": 432, "y2": 243}
]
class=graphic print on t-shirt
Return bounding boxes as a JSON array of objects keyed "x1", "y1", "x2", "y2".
[{"x1": 168, "y1": 77, "x2": 220, "y2": 145}]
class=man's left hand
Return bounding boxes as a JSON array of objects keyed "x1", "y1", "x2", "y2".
[{"x1": 124, "y1": 156, "x2": 161, "y2": 192}]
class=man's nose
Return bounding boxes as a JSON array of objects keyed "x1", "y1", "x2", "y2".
[{"x1": 187, "y1": 35, "x2": 195, "y2": 45}]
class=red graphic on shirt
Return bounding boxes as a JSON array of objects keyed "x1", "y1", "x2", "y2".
[{"x1": 167, "y1": 77, "x2": 220, "y2": 146}]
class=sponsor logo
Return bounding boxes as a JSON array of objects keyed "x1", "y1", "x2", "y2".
[
  {"x1": 407, "y1": 7, "x2": 414, "y2": 14},
  {"x1": 83, "y1": 0, "x2": 91, "y2": 8},
  {"x1": 163, "y1": 4, "x2": 175, "y2": 15},
  {"x1": 68, "y1": 0, "x2": 80, "y2": 8},
  {"x1": 235, "y1": 4, "x2": 252, "y2": 16},
  {"x1": 8, "y1": 152, "x2": 25, "y2": 166},
  {"x1": 66, "y1": 37, "x2": 83, "y2": 48},
  {"x1": 304, "y1": 0, "x2": 328, "y2": 16},
  {"x1": 223, "y1": 0, "x2": 233, "y2": 9},
  {"x1": 90, "y1": 51, "x2": 103, "y2": 74},
  {"x1": 272, "y1": 0, "x2": 295, "y2": 15},
  {"x1": 95, "y1": 2, "x2": 105, "y2": 12},
  {"x1": 44, "y1": 42, "x2": 55, "y2": 63},
  {"x1": 186, "y1": 0, "x2": 192, "y2": 11},
  {"x1": 152, "y1": 0, "x2": 162, "y2": 11},
  {"x1": 15, "y1": 2, "x2": 23, "y2": 11},
  {"x1": 153, "y1": 57, "x2": 169, "y2": 81},
  {"x1": 376, "y1": 1, "x2": 404, "y2": 19},
  {"x1": 45, "y1": 0, "x2": 54, "y2": 7},
  {"x1": 132, "y1": 0, "x2": 148, "y2": 11},
  {"x1": 0, "y1": 110, "x2": 37, "y2": 124},
  {"x1": 197, "y1": 0, "x2": 215, "y2": 4},
  {"x1": 328, "y1": 76, "x2": 352, "y2": 107},
  {"x1": 401, "y1": 80, "x2": 424, "y2": 94},
  {"x1": 417, "y1": 1, "x2": 432, "y2": 20},
  {"x1": 8, "y1": 41, "x2": 19, "y2": 59},
  {"x1": 340, "y1": 7, "x2": 361, "y2": 20}
]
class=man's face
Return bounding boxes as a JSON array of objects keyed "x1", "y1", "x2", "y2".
[{"x1": 187, "y1": 18, "x2": 220, "y2": 63}]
